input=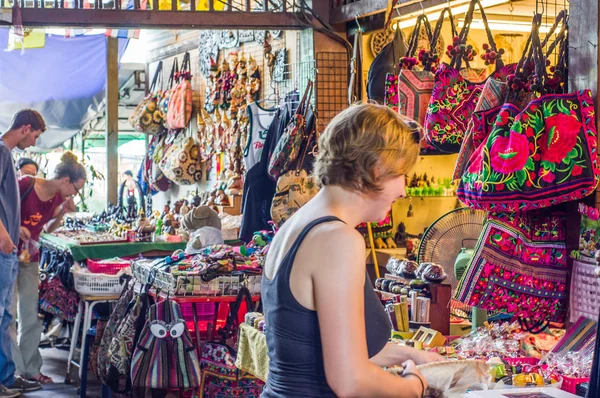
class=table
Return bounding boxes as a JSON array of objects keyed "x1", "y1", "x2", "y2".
[{"x1": 40, "y1": 233, "x2": 187, "y2": 262}]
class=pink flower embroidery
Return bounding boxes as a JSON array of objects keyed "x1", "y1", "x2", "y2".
[{"x1": 490, "y1": 132, "x2": 530, "y2": 174}]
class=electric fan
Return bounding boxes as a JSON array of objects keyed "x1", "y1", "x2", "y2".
[{"x1": 417, "y1": 207, "x2": 497, "y2": 325}]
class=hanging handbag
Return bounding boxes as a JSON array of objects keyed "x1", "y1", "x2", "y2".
[
  {"x1": 424, "y1": 0, "x2": 514, "y2": 153},
  {"x1": 268, "y1": 80, "x2": 313, "y2": 180},
  {"x1": 457, "y1": 14, "x2": 599, "y2": 212},
  {"x1": 199, "y1": 287, "x2": 264, "y2": 398},
  {"x1": 159, "y1": 127, "x2": 204, "y2": 185},
  {"x1": 271, "y1": 116, "x2": 319, "y2": 227},
  {"x1": 97, "y1": 280, "x2": 135, "y2": 384},
  {"x1": 455, "y1": 210, "x2": 569, "y2": 323},
  {"x1": 130, "y1": 298, "x2": 201, "y2": 390},
  {"x1": 160, "y1": 57, "x2": 179, "y2": 129},
  {"x1": 129, "y1": 61, "x2": 166, "y2": 135},
  {"x1": 106, "y1": 291, "x2": 150, "y2": 393},
  {"x1": 367, "y1": 0, "x2": 407, "y2": 103},
  {"x1": 38, "y1": 252, "x2": 79, "y2": 322},
  {"x1": 167, "y1": 52, "x2": 193, "y2": 129}
]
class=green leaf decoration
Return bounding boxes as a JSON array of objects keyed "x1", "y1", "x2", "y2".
[
  {"x1": 547, "y1": 126, "x2": 556, "y2": 148},
  {"x1": 526, "y1": 158, "x2": 535, "y2": 170},
  {"x1": 516, "y1": 169, "x2": 527, "y2": 186}
]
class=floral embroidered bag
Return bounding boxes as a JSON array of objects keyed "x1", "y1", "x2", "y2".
[
  {"x1": 457, "y1": 13, "x2": 600, "y2": 212},
  {"x1": 129, "y1": 61, "x2": 166, "y2": 135},
  {"x1": 455, "y1": 210, "x2": 569, "y2": 323},
  {"x1": 424, "y1": 0, "x2": 514, "y2": 153},
  {"x1": 167, "y1": 52, "x2": 193, "y2": 129},
  {"x1": 159, "y1": 128, "x2": 204, "y2": 185}
]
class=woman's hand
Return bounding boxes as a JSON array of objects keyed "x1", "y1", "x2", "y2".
[
  {"x1": 19, "y1": 227, "x2": 31, "y2": 242},
  {"x1": 409, "y1": 348, "x2": 445, "y2": 365},
  {"x1": 61, "y1": 197, "x2": 77, "y2": 214},
  {"x1": 401, "y1": 360, "x2": 428, "y2": 397}
]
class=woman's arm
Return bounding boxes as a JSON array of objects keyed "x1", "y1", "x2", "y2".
[
  {"x1": 370, "y1": 343, "x2": 444, "y2": 368},
  {"x1": 307, "y1": 226, "x2": 427, "y2": 398},
  {"x1": 44, "y1": 197, "x2": 75, "y2": 233}
]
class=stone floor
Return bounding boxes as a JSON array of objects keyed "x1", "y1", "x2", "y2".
[{"x1": 21, "y1": 347, "x2": 102, "y2": 398}]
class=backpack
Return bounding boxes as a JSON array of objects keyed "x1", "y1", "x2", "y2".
[
  {"x1": 130, "y1": 298, "x2": 201, "y2": 390},
  {"x1": 106, "y1": 292, "x2": 150, "y2": 393}
]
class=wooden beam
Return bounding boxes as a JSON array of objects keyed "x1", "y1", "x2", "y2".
[
  {"x1": 10, "y1": 8, "x2": 304, "y2": 29},
  {"x1": 106, "y1": 36, "x2": 119, "y2": 207},
  {"x1": 329, "y1": 0, "x2": 458, "y2": 25}
]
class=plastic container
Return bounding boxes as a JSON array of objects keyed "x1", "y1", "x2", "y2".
[
  {"x1": 72, "y1": 266, "x2": 126, "y2": 296},
  {"x1": 503, "y1": 357, "x2": 541, "y2": 367},
  {"x1": 87, "y1": 258, "x2": 131, "y2": 275},
  {"x1": 560, "y1": 375, "x2": 589, "y2": 394}
]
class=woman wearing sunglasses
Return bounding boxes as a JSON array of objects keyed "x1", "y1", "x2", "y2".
[{"x1": 11, "y1": 151, "x2": 86, "y2": 385}]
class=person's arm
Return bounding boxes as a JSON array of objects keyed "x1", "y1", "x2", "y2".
[
  {"x1": 44, "y1": 197, "x2": 75, "y2": 233},
  {"x1": 0, "y1": 149, "x2": 16, "y2": 254},
  {"x1": 370, "y1": 343, "x2": 444, "y2": 368},
  {"x1": 308, "y1": 227, "x2": 427, "y2": 398}
]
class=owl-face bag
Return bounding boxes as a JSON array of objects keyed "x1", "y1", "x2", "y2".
[{"x1": 130, "y1": 299, "x2": 201, "y2": 389}]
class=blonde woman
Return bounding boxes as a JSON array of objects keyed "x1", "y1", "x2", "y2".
[{"x1": 262, "y1": 104, "x2": 442, "y2": 397}]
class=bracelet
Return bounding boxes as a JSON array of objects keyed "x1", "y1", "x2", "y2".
[{"x1": 403, "y1": 372, "x2": 425, "y2": 398}]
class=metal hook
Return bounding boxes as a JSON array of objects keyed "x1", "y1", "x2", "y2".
[
  {"x1": 535, "y1": 0, "x2": 544, "y2": 15},
  {"x1": 355, "y1": 14, "x2": 362, "y2": 32},
  {"x1": 420, "y1": 0, "x2": 425, "y2": 14},
  {"x1": 508, "y1": 0, "x2": 514, "y2": 13}
]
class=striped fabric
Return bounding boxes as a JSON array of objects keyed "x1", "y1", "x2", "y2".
[
  {"x1": 130, "y1": 299, "x2": 201, "y2": 389},
  {"x1": 105, "y1": 29, "x2": 140, "y2": 39},
  {"x1": 552, "y1": 316, "x2": 597, "y2": 353}
]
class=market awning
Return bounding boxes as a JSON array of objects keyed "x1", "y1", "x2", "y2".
[{"x1": 0, "y1": 29, "x2": 129, "y2": 149}]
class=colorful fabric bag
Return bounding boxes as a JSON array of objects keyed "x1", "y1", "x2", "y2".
[
  {"x1": 199, "y1": 287, "x2": 264, "y2": 398},
  {"x1": 457, "y1": 14, "x2": 599, "y2": 212},
  {"x1": 424, "y1": 0, "x2": 513, "y2": 153},
  {"x1": 167, "y1": 52, "x2": 193, "y2": 129},
  {"x1": 159, "y1": 128, "x2": 204, "y2": 185},
  {"x1": 160, "y1": 57, "x2": 179, "y2": 129},
  {"x1": 130, "y1": 298, "x2": 201, "y2": 390},
  {"x1": 129, "y1": 60, "x2": 166, "y2": 135},
  {"x1": 106, "y1": 292, "x2": 150, "y2": 393},
  {"x1": 38, "y1": 252, "x2": 79, "y2": 322},
  {"x1": 268, "y1": 80, "x2": 313, "y2": 180},
  {"x1": 455, "y1": 210, "x2": 568, "y2": 323},
  {"x1": 97, "y1": 280, "x2": 135, "y2": 383}
]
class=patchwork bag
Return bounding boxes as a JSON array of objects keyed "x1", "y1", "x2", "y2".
[
  {"x1": 268, "y1": 80, "x2": 313, "y2": 180},
  {"x1": 167, "y1": 52, "x2": 193, "y2": 129},
  {"x1": 97, "y1": 280, "x2": 135, "y2": 383},
  {"x1": 129, "y1": 60, "x2": 166, "y2": 135},
  {"x1": 106, "y1": 292, "x2": 150, "y2": 393},
  {"x1": 38, "y1": 252, "x2": 79, "y2": 322},
  {"x1": 130, "y1": 298, "x2": 201, "y2": 390},
  {"x1": 159, "y1": 128, "x2": 204, "y2": 185},
  {"x1": 199, "y1": 287, "x2": 264, "y2": 398},
  {"x1": 455, "y1": 210, "x2": 569, "y2": 323},
  {"x1": 424, "y1": 0, "x2": 514, "y2": 153},
  {"x1": 457, "y1": 15, "x2": 600, "y2": 212}
]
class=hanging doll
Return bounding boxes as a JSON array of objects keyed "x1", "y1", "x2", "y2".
[
  {"x1": 205, "y1": 57, "x2": 221, "y2": 112},
  {"x1": 245, "y1": 54, "x2": 261, "y2": 102}
]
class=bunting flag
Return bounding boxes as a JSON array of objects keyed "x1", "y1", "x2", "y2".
[
  {"x1": 64, "y1": 28, "x2": 90, "y2": 38},
  {"x1": 105, "y1": 29, "x2": 140, "y2": 39}
]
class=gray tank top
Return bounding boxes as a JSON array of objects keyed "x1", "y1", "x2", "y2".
[{"x1": 261, "y1": 216, "x2": 391, "y2": 397}]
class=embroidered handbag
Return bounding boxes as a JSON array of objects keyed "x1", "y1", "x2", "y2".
[
  {"x1": 160, "y1": 57, "x2": 178, "y2": 129},
  {"x1": 167, "y1": 52, "x2": 193, "y2": 129},
  {"x1": 130, "y1": 298, "x2": 201, "y2": 390},
  {"x1": 453, "y1": 11, "x2": 566, "y2": 181},
  {"x1": 38, "y1": 252, "x2": 79, "y2": 322},
  {"x1": 159, "y1": 128, "x2": 204, "y2": 185},
  {"x1": 106, "y1": 292, "x2": 150, "y2": 393},
  {"x1": 424, "y1": 0, "x2": 514, "y2": 153},
  {"x1": 129, "y1": 61, "x2": 166, "y2": 135},
  {"x1": 268, "y1": 80, "x2": 313, "y2": 180},
  {"x1": 455, "y1": 210, "x2": 569, "y2": 323},
  {"x1": 367, "y1": 0, "x2": 406, "y2": 103},
  {"x1": 97, "y1": 280, "x2": 135, "y2": 384},
  {"x1": 457, "y1": 14, "x2": 600, "y2": 212},
  {"x1": 199, "y1": 287, "x2": 264, "y2": 398}
]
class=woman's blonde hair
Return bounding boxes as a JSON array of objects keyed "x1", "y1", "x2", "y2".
[{"x1": 314, "y1": 103, "x2": 421, "y2": 193}]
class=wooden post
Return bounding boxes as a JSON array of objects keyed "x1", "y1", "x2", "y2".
[{"x1": 106, "y1": 37, "x2": 119, "y2": 207}]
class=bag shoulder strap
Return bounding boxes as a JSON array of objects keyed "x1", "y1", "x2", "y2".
[
  {"x1": 20, "y1": 176, "x2": 35, "y2": 203},
  {"x1": 149, "y1": 60, "x2": 163, "y2": 94}
]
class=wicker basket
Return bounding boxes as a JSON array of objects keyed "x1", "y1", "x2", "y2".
[{"x1": 71, "y1": 266, "x2": 128, "y2": 296}]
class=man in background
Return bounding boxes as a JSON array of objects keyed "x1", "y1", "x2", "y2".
[{"x1": 0, "y1": 109, "x2": 47, "y2": 397}]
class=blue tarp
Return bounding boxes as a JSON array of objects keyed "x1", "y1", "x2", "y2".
[{"x1": 0, "y1": 29, "x2": 128, "y2": 149}]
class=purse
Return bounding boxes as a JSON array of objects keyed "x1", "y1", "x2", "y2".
[
  {"x1": 167, "y1": 52, "x2": 193, "y2": 129},
  {"x1": 130, "y1": 298, "x2": 201, "y2": 390},
  {"x1": 455, "y1": 210, "x2": 569, "y2": 323},
  {"x1": 367, "y1": 0, "x2": 406, "y2": 103},
  {"x1": 38, "y1": 252, "x2": 79, "y2": 322},
  {"x1": 424, "y1": 0, "x2": 514, "y2": 153},
  {"x1": 268, "y1": 80, "x2": 313, "y2": 180},
  {"x1": 457, "y1": 13, "x2": 599, "y2": 212},
  {"x1": 160, "y1": 57, "x2": 178, "y2": 129},
  {"x1": 199, "y1": 287, "x2": 264, "y2": 398},
  {"x1": 129, "y1": 60, "x2": 166, "y2": 135},
  {"x1": 159, "y1": 128, "x2": 204, "y2": 185}
]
